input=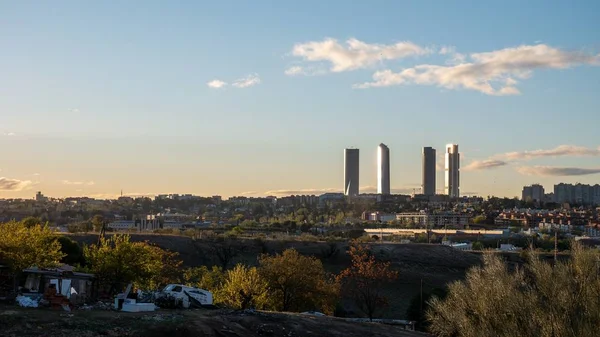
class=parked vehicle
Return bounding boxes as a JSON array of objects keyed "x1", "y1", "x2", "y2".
[{"x1": 158, "y1": 284, "x2": 213, "y2": 308}]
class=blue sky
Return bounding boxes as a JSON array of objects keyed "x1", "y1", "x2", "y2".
[{"x1": 1, "y1": 1, "x2": 599, "y2": 199}]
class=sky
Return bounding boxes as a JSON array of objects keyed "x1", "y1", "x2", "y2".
[{"x1": 1, "y1": 1, "x2": 600, "y2": 199}]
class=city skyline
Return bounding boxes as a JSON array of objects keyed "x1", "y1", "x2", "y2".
[{"x1": 1, "y1": 1, "x2": 599, "y2": 199}]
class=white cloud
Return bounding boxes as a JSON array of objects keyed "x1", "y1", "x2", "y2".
[
  {"x1": 2, "y1": 132, "x2": 16, "y2": 136},
  {"x1": 463, "y1": 160, "x2": 508, "y2": 171},
  {"x1": 70, "y1": 108, "x2": 80, "y2": 113},
  {"x1": 285, "y1": 66, "x2": 304, "y2": 76},
  {"x1": 439, "y1": 45, "x2": 466, "y2": 65},
  {"x1": 232, "y1": 74, "x2": 261, "y2": 88},
  {"x1": 207, "y1": 79, "x2": 228, "y2": 89},
  {"x1": 356, "y1": 44, "x2": 600, "y2": 95},
  {"x1": 62, "y1": 180, "x2": 95, "y2": 186},
  {"x1": 290, "y1": 38, "x2": 430, "y2": 73},
  {"x1": 284, "y1": 66, "x2": 327, "y2": 77},
  {"x1": 32, "y1": 173, "x2": 40, "y2": 176},
  {"x1": 0, "y1": 177, "x2": 33, "y2": 191},
  {"x1": 464, "y1": 145, "x2": 600, "y2": 171},
  {"x1": 501, "y1": 145, "x2": 600, "y2": 160},
  {"x1": 517, "y1": 166, "x2": 600, "y2": 176}
]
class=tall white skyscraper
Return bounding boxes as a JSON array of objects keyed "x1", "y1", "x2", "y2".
[
  {"x1": 377, "y1": 143, "x2": 390, "y2": 195},
  {"x1": 445, "y1": 144, "x2": 460, "y2": 198},
  {"x1": 344, "y1": 148, "x2": 359, "y2": 197}
]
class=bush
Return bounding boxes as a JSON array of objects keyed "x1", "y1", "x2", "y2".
[{"x1": 427, "y1": 242, "x2": 600, "y2": 337}]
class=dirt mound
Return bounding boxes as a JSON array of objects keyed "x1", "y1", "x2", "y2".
[{"x1": 0, "y1": 306, "x2": 430, "y2": 337}]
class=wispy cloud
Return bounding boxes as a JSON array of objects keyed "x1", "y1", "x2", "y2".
[
  {"x1": 289, "y1": 38, "x2": 430, "y2": 73},
  {"x1": 239, "y1": 191, "x2": 258, "y2": 196},
  {"x1": 0, "y1": 177, "x2": 33, "y2": 191},
  {"x1": 69, "y1": 108, "x2": 80, "y2": 113},
  {"x1": 517, "y1": 166, "x2": 600, "y2": 176},
  {"x1": 32, "y1": 173, "x2": 40, "y2": 176},
  {"x1": 501, "y1": 145, "x2": 600, "y2": 160},
  {"x1": 463, "y1": 159, "x2": 508, "y2": 171},
  {"x1": 356, "y1": 44, "x2": 600, "y2": 95},
  {"x1": 265, "y1": 188, "x2": 339, "y2": 196},
  {"x1": 284, "y1": 65, "x2": 328, "y2": 77},
  {"x1": 465, "y1": 145, "x2": 600, "y2": 171},
  {"x1": 62, "y1": 180, "x2": 95, "y2": 186},
  {"x1": 207, "y1": 79, "x2": 228, "y2": 89},
  {"x1": 360, "y1": 185, "x2": 420, "y2": 194},
  {"x1": 439, "y1": 45, "x2": 466, "y2": 65},
  {"x1": 2, "y1": 132, "x2": 16, "y2": 136},
  {"x1": 232, "y1": 74, "x2": 261, "y2": 88}
]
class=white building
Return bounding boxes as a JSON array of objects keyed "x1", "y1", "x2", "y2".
[
  {"x1": 445, "y1": 144, "x2": 460, "y2": 198},
  {"x1": 377, "y1": 143, "x2": 390, "y2": 195}
]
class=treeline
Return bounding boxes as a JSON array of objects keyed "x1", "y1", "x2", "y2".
[{"x1": 0, "y1": 220, "x2": 398, "y2": 319}]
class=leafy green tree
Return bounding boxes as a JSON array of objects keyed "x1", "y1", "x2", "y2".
[
  {"x1": 91, "y1": 215, "x2": 105, "y2": 232},
  {"x1": 472, "y1": 241, "x2": 484, "y2": 250},
  {"x1": 84, "y1": 234, "x2": 181, "y2": 294},
  {"x1": 57, "y1": 236, "x2": 86, "y2": 266},
  {"x1": 427, "y1": 243, "x2": 600, "y2": 337},
  {"x1": 0, "y1": 221, "x2": 65, "y2": 272},
  {"x1": 219, "y1": 264, "x2": 270, "y2": 310},
  {"x1": 259, "y1": 249, "x2": 339, "y2": 314},
  {"x1": 183, "y1": 265, "x2": 224, "y2": 293},
  {"x1": 20, "y1": 217, "x2": 42, "y2": 228}
]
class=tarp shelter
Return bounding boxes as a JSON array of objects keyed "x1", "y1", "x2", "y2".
[{"x1": 21, "y1": 266, "x2": 95, "y2": 305}]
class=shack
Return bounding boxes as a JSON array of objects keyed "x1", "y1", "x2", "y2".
[{"x1": 20, "y1": 265, "x2": 95, "y2": 305}]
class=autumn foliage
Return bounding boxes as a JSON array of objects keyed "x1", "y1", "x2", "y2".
[
  {"x1": 338, "y1": 241, "x2": 399, "y2": 320},
  {"x1": 259, "y1": 249, "x2": 340, "y2": 314}
]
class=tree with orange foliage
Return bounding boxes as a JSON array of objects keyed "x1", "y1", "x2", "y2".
[{"x1": 338, "y1": 241, "x2": 398, "y2": 320}]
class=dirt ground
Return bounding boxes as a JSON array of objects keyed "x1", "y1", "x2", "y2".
[{"x1": 0, "y1": 305, "x2": 431, "y2": 337}]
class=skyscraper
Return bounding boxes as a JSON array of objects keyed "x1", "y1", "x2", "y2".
[
  {"x1": 344, "y1": 148, "x2": 359, "y2": 197},
  {"x1": 445, "y1": 144, "x2": 460, "y2": 198},
  {"x1": 422, "y1": 147, "x2": 436, "y2": 196},
  {"x1": 377, "y1": 143, "x2": 390, "y2": 195}
]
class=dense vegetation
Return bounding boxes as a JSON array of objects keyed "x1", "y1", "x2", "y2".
[{"x1": 427, "y1": 242, "x2": 600, "y2": 337}]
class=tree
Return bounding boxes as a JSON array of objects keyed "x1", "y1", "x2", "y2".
[
  {"x1": 259, "y1": 249, "x2": 339, "y2": 314},
  {"x1": 183, "y1": 265, "x2": 224, "y2": 293},
  {"x1": 91, "y1": 215, "x2": 105, "y2": 232},
  {"x1": 472, "y1": 241, "x2": 484, "y2": 250},
  {"x1": 427, "y1": 243, "x2": 600, "y2": 337},
  {"x1": 57, "y1": 236, "x2": 86, "y2": 266},
  {"x1": 206, "y1": 237, "x2": 245, "y2": 270},
  {"x1": 472, "y1": 215, "x2": 487, "y2": 225},
  {"x1": 337, "y1": 241, "x2": 399, "y2": 320},
  {"x1": 84, "y1": 234, "x2": 181, "y2": 294},
  {"x1": 20, "y1": 217, "x2": 42, "y2": 228},
  {"x1": 219, "y1": 264, "x2": 270, "y2": 310},
  {"x1": 0, "y1": 221, "x2": 65, "y2": 272}
]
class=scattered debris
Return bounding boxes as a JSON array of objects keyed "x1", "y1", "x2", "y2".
[{"x1": 16, "y1": 295, "x2": 39, "y2": 308}]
